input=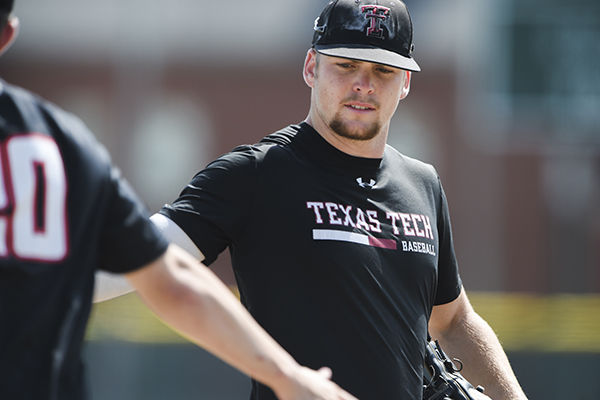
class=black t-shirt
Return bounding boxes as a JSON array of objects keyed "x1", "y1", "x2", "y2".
[
  {"x1": 161, "y1": 122, "x2": 462, "y2": 400},
  {"x1": 0, "y1": 80, "x2": 168, "y2": 399}
]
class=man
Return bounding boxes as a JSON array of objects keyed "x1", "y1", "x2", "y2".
[
  {"x1": 99, "y1": 1, "x2": 529, "y2": 399},
  {"x1": 0, "y1": 1, "x2": 358, "y2": 399}
]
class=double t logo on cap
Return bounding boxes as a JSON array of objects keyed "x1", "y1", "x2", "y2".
[
  {"x1": 362, "y1": 6, "x2": 390, "y2": 39},
  {"x1": 311, "y1": 0, "x2": 421, "y2": 72}
]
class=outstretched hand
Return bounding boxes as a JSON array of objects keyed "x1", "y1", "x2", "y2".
[{"x1": 273, "y1": 366, "x2": 358, "y2": 400}]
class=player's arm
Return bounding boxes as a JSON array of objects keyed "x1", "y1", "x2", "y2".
[
  {"x1": 429, "y1": 287, "x2": 528, "y2": 400},
  {"x1": 93, "y1": 213, "x2": 203, "y2": 303},
  {"x1": 125, "y1": 243, "x2": 358, "y2": 400}
]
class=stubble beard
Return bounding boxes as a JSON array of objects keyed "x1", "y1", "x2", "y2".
[{"x1": 328, "y1": 114, "x2": 381, "y2": 142}]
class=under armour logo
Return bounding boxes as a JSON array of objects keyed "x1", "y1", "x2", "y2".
[
  {"x1": 362, "y1": 5, "x2": 390, "y2": 38},
  {"x1": 357, "y1": 177, "x2": 376, "y2": 189}
]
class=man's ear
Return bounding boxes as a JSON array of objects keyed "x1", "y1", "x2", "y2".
[
  {"x1": 0, "y1": 16, "x2": 19, "y2": 57},
  {"x1": 303, "y1": 49, "x2": 317, "y2": 88},
  {"x1": 399, "y1": 71, "x2": 412, "y2": 100}
]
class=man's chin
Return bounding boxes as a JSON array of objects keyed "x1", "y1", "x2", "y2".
[{"x1": 329, "y1": 120, "x2": 381, "y2": 142}]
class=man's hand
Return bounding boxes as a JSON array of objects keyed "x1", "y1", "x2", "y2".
[{"x1": 272, "y1": 366, "x2": 358, "y2": 400}]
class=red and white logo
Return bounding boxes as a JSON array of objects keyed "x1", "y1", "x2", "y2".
[{"x1": 361, "y1": 5, "x2": 390, "y2": 38}]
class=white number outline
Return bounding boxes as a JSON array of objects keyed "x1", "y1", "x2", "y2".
[{"x1": 0, "y1": 133, "x2": 69, "y2": 262}]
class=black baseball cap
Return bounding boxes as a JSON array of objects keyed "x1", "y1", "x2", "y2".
[
  {"x1": 312, "y1": 0, "x2": 420, "y2": 72},
  {"x1": 0, "y1": 0, "x2": 14, "y2": 13}
]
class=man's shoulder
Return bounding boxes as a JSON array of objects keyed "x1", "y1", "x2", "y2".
[
  {"x1": 1, "y1": 80, "x2": 73, "y2": 122},
  {"x1": 258, "y1": 124, "x2": 301, "y2": 147},
  {"x1": 1, "y1": 80, "x2": 97, "y2": 142},
  {"x1": 1, "y1": 80, "x2": 38, "y2": 103},
  {"x1": 384, "y1": 144, "x2": 438, "y2": 178},
  {"x1": 0, "y1": 80, "x2": 113, "y2": 178},
  {"x1": 218, "y1": 124, "x2": 301, "y2": 163}
]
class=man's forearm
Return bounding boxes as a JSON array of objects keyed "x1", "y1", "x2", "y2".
[
  {"x1": 126, "y1": 245, "x2": 296, "y2": 386},
  {"x1": 431, "y1": 305, "x2": 527, "y2": 400},
  {"x1": 93, "y1": 213, "x2": 204, "y2": 303}
]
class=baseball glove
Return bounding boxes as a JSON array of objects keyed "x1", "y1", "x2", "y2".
[{"x1": 422, "y1": 338, "x2": 489, "y2": 400}]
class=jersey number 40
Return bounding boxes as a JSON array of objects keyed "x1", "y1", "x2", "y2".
[{"x1": 0, "y1": 133, "x2": 68, "y2": 262}]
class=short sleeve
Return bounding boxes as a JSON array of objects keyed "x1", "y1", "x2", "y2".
[
  {"x1": 159, "y1": 145, "x2": 258, "y2": 266},
  {"x1": 98, "y1": 166, "x2": 169, "y2": 273}
]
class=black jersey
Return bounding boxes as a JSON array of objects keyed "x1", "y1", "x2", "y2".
[
  {"x1": 161, "y1": 122, "x2": 462, "y2": 400},
  {"x1": 0, "y1": 80, "x2": 168, "y2": 399}
]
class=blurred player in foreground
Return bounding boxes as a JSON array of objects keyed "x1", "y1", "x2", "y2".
[
  {"x1": 0, "y1": 1, "x2": 358, "y2": 399},
  {"x1": 97, "y1": 1, "x2": 529, "y2": 399}
]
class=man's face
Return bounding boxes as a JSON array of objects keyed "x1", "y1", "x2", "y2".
[{"x1": 307, "y1": 51, "x2": 408, "y2": 144}]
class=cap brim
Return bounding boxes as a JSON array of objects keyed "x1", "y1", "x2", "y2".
[{"x1": 315, "y1": 44, "x2": 421, "y2": 72}]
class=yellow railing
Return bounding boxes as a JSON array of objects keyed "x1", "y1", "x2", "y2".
[
  {"x1": 86, "y1": 291, "x2": 600, "y2": 352},
  {"x1": 468, "y1": 292, "x2": 600, "y2": 353}
]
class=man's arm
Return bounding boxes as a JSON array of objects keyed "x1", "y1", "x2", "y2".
[
  {"x1": 93, "y1": 213, "x2": 203, "y2": 302},
  {"x1": 429, "y1": 287, "x2": 528, "y2": 400},
  {"x1": 126, "y1": 243, "x2": 357, "y2": 400},
  {"x1": 149, "y1": 213, "x2": 204, "y2": 259}
]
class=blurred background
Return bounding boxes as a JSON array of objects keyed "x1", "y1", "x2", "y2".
[{"x1": 2, "y1": 0, "x2": 599, "y2": 398}]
